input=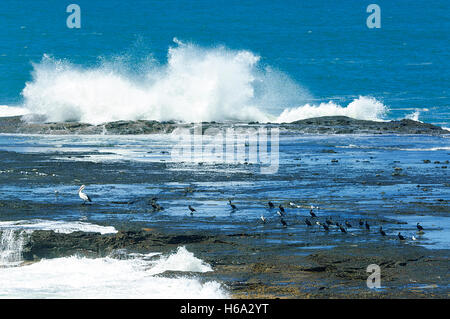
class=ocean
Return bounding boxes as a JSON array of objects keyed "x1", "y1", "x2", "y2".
[
  {"x1": 0, "y1": 1, "x2": 449, "y2": 299},
  {"x1": 0, "y1": 0, "x2": 449, "y2": 126}
]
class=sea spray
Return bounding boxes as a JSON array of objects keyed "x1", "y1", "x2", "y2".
[
  {"x1": 275, "y1": 96, "x2": 389, "y2": 123},
  {"x1": 18, "y1": 39, "x2": 392, "y2": 124},
  {"x1": 0, "y1": 221, "x2": 229, "y2": 298},
  {"x1": 18, "y1": 39, "x2": 387, "y2": 124},
  {"x1": 0, "y1": 219, "x2": 117, "y2": 235},
  {"x1": 146, "y1": 246, "x2": 213, "y2": 275},
  {"x1": 0, "y1": 229, "x2": 26, "y2": 267},
  {"x1": 21, "y1": 41, "x2": 282, "y2": 124},
  {"x1": 0, "y1": 105, "x2": 29, "y2": 117},
  {"x1": 0, "y1": 243, "x2": 228, "y2": 298}
]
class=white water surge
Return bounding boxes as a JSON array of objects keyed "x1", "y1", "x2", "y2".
[
  {"x1": 14, "y1": 39, "x2": 388, "y2": 124},
  {"x1": 0, "y1": 220, "x2": 228, "y2": 298}
]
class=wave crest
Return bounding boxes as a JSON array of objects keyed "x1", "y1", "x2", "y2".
[
  {"x1": 20, "y1": 40, "x2": 388, "y2": 124},
  {"x1": 275, "y1": 96, "x2": 388, "y2": 123}
]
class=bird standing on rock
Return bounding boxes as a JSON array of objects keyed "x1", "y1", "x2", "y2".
[
  {"x1": 309, "y1": 206, "x2": 317, "y2": 218},
  {"x1": 78, "y1": 185, "x2": 92, "y2": 204},
  {"x1": 151, "y1": 202, "x2": 164, "y2": 212}
]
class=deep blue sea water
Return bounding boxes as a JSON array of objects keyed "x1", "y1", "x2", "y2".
[{"x1": 0, "y1": 0, "x2": 449, "y2": 125}]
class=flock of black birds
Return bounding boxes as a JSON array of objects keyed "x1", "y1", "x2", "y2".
[
  {"x1": 263, "y1": 201, "x2": 424, "y2": 242},
  {"x1": 148, "y1": 197, "x2": 424, "y2": 242}
]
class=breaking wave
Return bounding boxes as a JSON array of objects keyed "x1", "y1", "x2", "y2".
[
  {"x1": 275, "y1": 96, "x2": 388, "y2": 123},
  {"x1": 0, "y1": 249, "x2": 228, "y2": 298},
  {"x1": 18, "y1": 39, "x2": 388, "y2": 124},
  {"x1": 0, "y1": 219, "x2": 228, "y2": 298}
]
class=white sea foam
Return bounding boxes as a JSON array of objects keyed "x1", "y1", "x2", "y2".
[
  {"x1": 275, "y1": 96, "x2": 389, "y2": 123},
  {"x1": 0, "y1": 219, "x2": 228, "y2": 298},
  {"x1": 0, "y1": 229, "x2": 25, "y2": 267},
  {"x1": 0, "y1": 250, "x2": 228, "y2": 298},
  {"x1": 0, "y1": 219, "x2": 117, "y2": 234},
  {"x1": 19, "y1": 39, "x2": 389, "y2": 124},
  {"x1": 404, "y1": 110, "x2": 422, "y2": 122},
  {"x1": 0, "y1": 105, "x2": 29, "y2": 117},
  {"x1": 337, "y1": 144, "x2": 450, "y2": 151},
  {"x1": 0, "y1": 219, "x2": 117, "y2": 267},
  {"x1": 146, "y1": 246, "x2": 213, "y2": 275}
]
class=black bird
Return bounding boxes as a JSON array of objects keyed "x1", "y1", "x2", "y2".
[
  {"x1": 379, "y1": 227, "x2": 386, "y2": 236},
  {"x1": 398, "y1": 232, "x2": 406, "y2": 240},
  {"x1": 304, "y1": 218, "x2": 312, "y2": 226},
  {"x1": 359, "y1": 219, "x2": 364, "y2": 226},
  {"x1": 345, "y1": 220, "x2": 352, "y2": 228},
  {"x1": 365, "y1": 221, "x2": 370, "y2": 231},
  {"x1": 322, "y1": 223, "x2": 329, "y2": 231},
  {"x1": 188, "y1": 205, "x2": 196, "y2": 215},
  {"x1": 309, "y1": 207, "x2": 317, "y2": 218},
  {"x1": 151, "y1": 202, "x2": 164, "y2": 212},
  {"x1": 268, "y1": 201, "x2": 275, "y2": 209},
  {"x1": 228, "y1": 200, "x2": 237, "y2": 210},
  {"x1": 335, "y1": 221, "x2": 340, "y2": 227},
  {"x1": 339, "y1": 224, "x2": 347, "y2": 233},
  {"x1": 279, "y1": 205, "x2": 286, "y2": 214},
  {"x1": 326, "y1": 218, "x2": 333, "y2": 226},
  {"x1": 416, "y1": 223, "x2": 424, "y2": 232},
  {"x1": 280, "y1": 218, "x2": 288, "y2": 227}
]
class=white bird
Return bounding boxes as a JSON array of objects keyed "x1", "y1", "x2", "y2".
[
  {"x1": 78, "y1": 185, "x2": 92, "y2": 204},
  {"x1": 260, "y1": 215, "x2": 267, "y2": 224}
]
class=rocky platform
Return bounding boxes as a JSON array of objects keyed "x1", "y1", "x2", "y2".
[
  {"x1": 0, "y1": 115, "x2": 448, "y2": 135},
  {"x1": 15, "y1": 229, "x2": 450, "y2": 299}
]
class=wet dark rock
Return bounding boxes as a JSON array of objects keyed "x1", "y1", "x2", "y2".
[
  {"x1": 288, "y1": 117, "x2": 448, "y2": 135},
  {"x1": 0, "y1": 115, "x2": 448, "y2": 135},
  {"x1": 21, "y1": 230, "x2": 214, "y2": 261}
]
